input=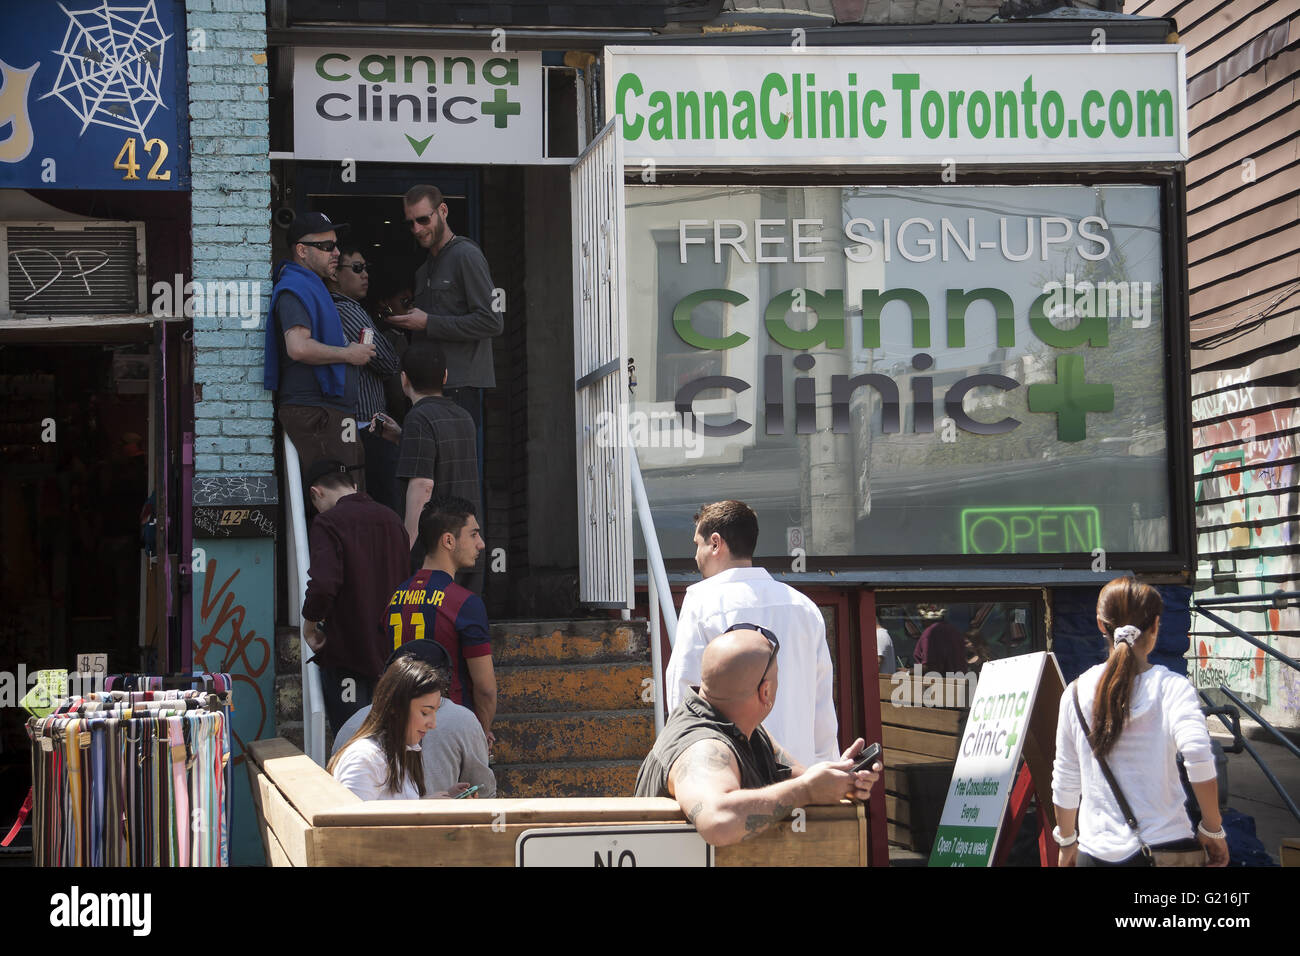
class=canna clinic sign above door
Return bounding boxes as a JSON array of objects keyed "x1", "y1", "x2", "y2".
[
  {"x1": 604, "y1": 45, "x2": 1187, "y2": 167},
  {"x1": 293, "y1": 48, "x2": 545, "y2": 164}
]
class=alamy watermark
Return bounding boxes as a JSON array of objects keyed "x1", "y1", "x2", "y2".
[
  {"x1": 890, "y1": 665, "x2": 978, "y2": 709},
  {"x1": 0, "y1": 665, "x2": 106, "y2": 708},
  {"x1": 593, "y1": 406, "x2": 704, "y2": 460},
  {"x1": 151, "y1": 274, "x2": 263, "y2": 327},
  {"x1": 1041, "y1": 273, "x2": 1153, "y2": 329}
]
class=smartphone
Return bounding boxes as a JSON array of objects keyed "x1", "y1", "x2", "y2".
[
  {"x1": 851, "y1": 742, "x2": 881, "y2": 773},
  {"x1": 453, "y1": 784, "x2": 481, "y2": 800}
]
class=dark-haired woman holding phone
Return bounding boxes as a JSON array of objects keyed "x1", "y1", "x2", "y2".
[
  {"x1": 327, "y1": 655, "x2": 448, "y2": 800},
  {"x1": 1051, "y1": 577, "x2": 1229, "y2": 867}
]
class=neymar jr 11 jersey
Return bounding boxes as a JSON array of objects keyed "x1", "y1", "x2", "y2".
[{"x1": 385, "y1": 569, "x2": 491, "y2": 706}]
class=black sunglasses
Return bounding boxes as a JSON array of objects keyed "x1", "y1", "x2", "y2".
[
  {"x1": 724, "y1": 622, "x2": 780, "y2": 693},
  {"x1": 344, "y1": 261, "x2": 368, "y2": 274},
  {"x1": 404, "y1": 214, "x2": 434, "y2": 228},
  {"x1": 298, "y1": 239, "x2": 338, "y2": 252}
]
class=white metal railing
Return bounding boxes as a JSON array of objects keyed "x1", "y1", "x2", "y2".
[
  {"x1": 630, "y1": 449, "x2": 677, "y2": 735},
  {"x1": 282, "y1": 434, "x2": 327, "y2": 765}
]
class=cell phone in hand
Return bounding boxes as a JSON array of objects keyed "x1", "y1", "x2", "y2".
[
  {"x1": 453, "y1": 784, "x2": 481, "y2": 799},
  {"x1": 851, "y1": 742, "x2": 881, "y2": 773}
]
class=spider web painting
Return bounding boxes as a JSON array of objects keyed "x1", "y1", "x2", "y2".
[{"x1": 39, "y1": 1, "x2": 173, "y2": 138}]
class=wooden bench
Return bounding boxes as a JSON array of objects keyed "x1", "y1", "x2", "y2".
[
  {"x1": 247, "y1": 738, "x2": 875, "y2": 866},
  {"x1": 879, "y1": 673, "x2": 971, "y2": 854}
]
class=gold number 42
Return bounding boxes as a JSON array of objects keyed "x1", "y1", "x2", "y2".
[{"x1": 113, "y1": 137, "x2": 171, "y2": 181}]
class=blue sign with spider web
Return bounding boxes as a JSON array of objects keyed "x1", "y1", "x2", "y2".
[{"x1": 0, "y1": 0, "x2": 189, "y2": 190}]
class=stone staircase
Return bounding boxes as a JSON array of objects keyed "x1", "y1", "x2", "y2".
[
  {"x1": 274, "y1": 619, "x2": 657, "y2": 797},
  {"x1": 491, "y1": 620, "x2": 655, "y2": 798}
]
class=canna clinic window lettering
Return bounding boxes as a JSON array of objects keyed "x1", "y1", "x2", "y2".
[{"x1": 622, "y1": 184, "x2": 1170, "y2": 561}]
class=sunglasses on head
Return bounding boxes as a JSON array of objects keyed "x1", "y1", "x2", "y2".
[
  {"x1": 723, "y1": 622, "x2": 780, "y2": 693},
  {"x1": 344, "y1": 261, "x2": 368, "y2": 274},
  {"x1": 298, "y1": 239, "x2": 338, "y2": 252}
]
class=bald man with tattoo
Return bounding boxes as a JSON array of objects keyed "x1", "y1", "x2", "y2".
[{"x1": 634, "y1": 627, "x2": 881, "y2": 846}]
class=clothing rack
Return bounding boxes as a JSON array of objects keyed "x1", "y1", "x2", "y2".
[{"x1": 21, "y1": 675, "x2": 233, "y2": 867}]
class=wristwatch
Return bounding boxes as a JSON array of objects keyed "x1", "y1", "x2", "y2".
[{"x1": 1051, "y1": 825, "x2": 1078, "y2": 847}]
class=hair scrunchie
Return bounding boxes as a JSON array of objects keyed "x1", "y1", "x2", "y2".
[{"x1": 1113, "y1": 624, "x2": 1142, "y2": 646}]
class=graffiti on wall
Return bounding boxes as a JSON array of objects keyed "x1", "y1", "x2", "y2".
[
  {"x1": 1190, "y1": 366, "x2": 1299, "y2": 714},
  {"x1": 195, "y1": 556, "x2": 270, "y2": 763}
]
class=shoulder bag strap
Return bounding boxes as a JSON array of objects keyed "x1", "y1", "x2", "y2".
[{"x1": 1072, "y1": 683, "x2": 1151, "y2": 857}]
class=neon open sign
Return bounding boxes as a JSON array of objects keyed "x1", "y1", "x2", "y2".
[{"x1": 961, "y1": 506, "x2": 1101, "y2": 555}]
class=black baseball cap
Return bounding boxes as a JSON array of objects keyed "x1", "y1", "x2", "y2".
[
  {"x1": 303, "y1": 458, "x2": 355, "y2": 488},
  {"x1": 386, "y1": 639, "x2": 451, "y2": 672},
  {"x1": 287, "y1": 210, "x2": 349, "y2": 245}
]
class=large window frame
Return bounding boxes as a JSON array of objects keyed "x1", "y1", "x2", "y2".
[{"x1": 630, "y1": 165, "x2": 1194, "y2": 576}]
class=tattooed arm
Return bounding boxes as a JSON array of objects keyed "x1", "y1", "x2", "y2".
[
  {"x1": 767, "y1": 737, "x2": 805, "y2": 777},
  {"x1": 668, "y1": 738, "x2": 861, "y2": 847}
]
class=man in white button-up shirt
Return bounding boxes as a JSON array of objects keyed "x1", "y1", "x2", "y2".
[{"x1": 664, "y1": 500, "x2": 840, "y2": 767}]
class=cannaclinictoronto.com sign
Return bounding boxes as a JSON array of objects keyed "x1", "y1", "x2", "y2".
[
  {"x1": 293, "y1": 48, "x2": 545, "y2": 164},
  {"x1": 604, "y1": 45, "x2": 1186, "y2": 166}
]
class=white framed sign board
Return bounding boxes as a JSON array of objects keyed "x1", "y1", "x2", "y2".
[
  {"x1": 929, "y1": 651, "x2": 1064, "y2": 866},
  {"x1": 515, "y1": 824, "x2": 713, "y2": 867}
]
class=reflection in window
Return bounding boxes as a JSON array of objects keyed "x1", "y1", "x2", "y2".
[{"x1": 877, "y1": 600, "x2": 1036, "y2": 677}]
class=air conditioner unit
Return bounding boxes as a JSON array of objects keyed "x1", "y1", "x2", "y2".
[{"x1": 1, "y1": 220, "x2": 147, "y2": 318}]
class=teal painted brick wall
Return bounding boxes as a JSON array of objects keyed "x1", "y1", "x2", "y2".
[{"x1": 187, "y1": 0, "x2": 272, "y2": 473}]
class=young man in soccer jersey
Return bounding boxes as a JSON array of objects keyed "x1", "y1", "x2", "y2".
[{"x1": 385, "y1": 494, "x2": 497, "y2": 747}]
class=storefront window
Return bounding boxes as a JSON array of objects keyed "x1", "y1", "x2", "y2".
[
  {"x1": 876, "y1": 596, "x2": 1041, "y2": 677},
  {"x1": 626, "y1": 184, "x2": 1170, "y2": 561}
]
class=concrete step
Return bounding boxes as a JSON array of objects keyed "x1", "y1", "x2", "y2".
[
  {"x1": 494, "y1": 760, "x2": 642, "y2": 798},
  {"x1": 495, "y1": 661, "x2": 654, "y2": 713},
  {"x1": 490, "y1": 620, "x2": 648, "y2": 666},
  {"x1": 492, "y1": 710, "x2": 655, "y2": 764}
]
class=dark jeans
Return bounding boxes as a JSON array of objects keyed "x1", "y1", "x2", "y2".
[
  {"x1": 1079, "y1": 838, "x2": 1201, "y2": 867},
  {"x1": 318, "y1": 665, "x2": 375, "y2": 738},
  {"x1": 360, "y1": 426, "x2": 400, "y2": 516},
  {"x1": 442, "y1": 385, "x2": 486, "y2": 597},
  {"x1": 444, "y1": 385, "x2": 485, "y2": 504}
]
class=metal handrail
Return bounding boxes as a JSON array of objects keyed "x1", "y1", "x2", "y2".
[
  {"x1": 1193, "y1": 590, "x2": 1300, "y2": 827},
  {"x1": 1193, "y1": 591, "x2": 1300, "y2": 673},
  {"x1": 283, "y1": 434, "x2": 327, "y2": 766},
  {"x1": 630, "y1": 449, "x2": 676, "y2": 736}
]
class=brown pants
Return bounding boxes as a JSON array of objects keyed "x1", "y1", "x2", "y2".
[{"x1": 278, "y1": 404, "x2": 366, "y2": 493}]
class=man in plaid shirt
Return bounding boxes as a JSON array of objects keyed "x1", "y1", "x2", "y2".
[{"x1": 374, "y1": 338, "x2": 482, "y2": 589}]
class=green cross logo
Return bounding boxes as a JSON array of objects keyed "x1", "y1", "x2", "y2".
[
  {"x1": 1027, "y1": 354, "x2": 1114, "y2": 442},
  {"x1": 481, "y1": 89, "x2": 521, "y2": 129}
]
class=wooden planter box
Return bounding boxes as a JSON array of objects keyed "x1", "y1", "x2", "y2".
[
  {"x1": 247, "y1": 738, "x2": 875, "y2": 866},
  {"x1": 880, "y1": 674, "x2": 970, "y2": 854}
]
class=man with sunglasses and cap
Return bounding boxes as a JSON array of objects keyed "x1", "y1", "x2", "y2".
[
  {"x1": 635, "y1": 625, "x2": 880, "y2": 847},
  {"x1": 327, "y1": 241, "x2": 403, "y2": 512},
  {"x1": 665, "y1": 500, "x2": 839, "y2": 768},
  {"x1": 331, "y1": 638, "x2": 496, "y2": 799},
  {"x1": 263, "y1": 211, "x2": 377, "y2": 489}
]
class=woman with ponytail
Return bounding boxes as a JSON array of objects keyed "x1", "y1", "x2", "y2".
[{"x1": 1051, "y1": 577, "x2": 1229, "y2": 867}]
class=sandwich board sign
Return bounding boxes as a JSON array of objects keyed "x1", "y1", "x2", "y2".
[{"x1": 929, "y1": 651, "x2": 1062, "y2": 866}]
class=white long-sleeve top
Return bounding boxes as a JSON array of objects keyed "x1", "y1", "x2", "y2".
[
  {"x1": 331, "y1": 737, "x2": 422, "y2": 801},
  {"x1": 665, "y1": 567, "x2": 840, "y2": 766},
  {"x1": 1052, "y1": 662, "x2": 1217, "y2": 862}
]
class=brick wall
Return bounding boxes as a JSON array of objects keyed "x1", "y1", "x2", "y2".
[{"x1": 186, "y1": 0, "x2": 273, "y2": 475}]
